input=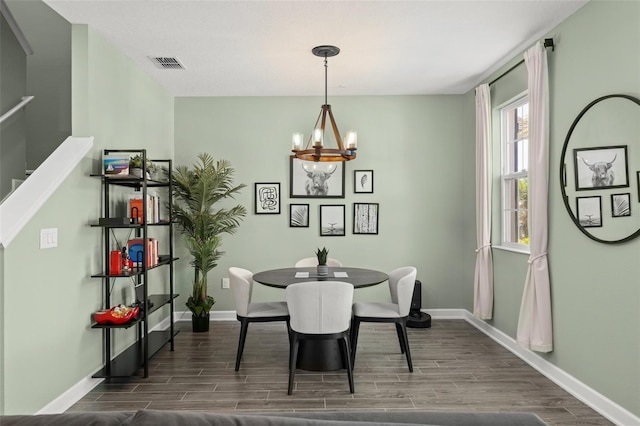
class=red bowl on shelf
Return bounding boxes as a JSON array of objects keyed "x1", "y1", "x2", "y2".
[{"x1": 94, "y1": 305, "x2": 139, "y2": 325}]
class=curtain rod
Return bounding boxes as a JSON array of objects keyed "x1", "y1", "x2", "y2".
[{"x1": 488, "y1": 38, "x2": 554, "y2": 87}]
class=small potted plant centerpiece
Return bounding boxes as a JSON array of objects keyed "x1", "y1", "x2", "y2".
[
  {"x1": 316, "y1": 247, "x2": 329, "y2": 276},
  {"x1": 170, "y1": 153, "x2": 246, "y2": 332}
]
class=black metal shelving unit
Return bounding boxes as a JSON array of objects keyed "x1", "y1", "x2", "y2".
[{"x1": 91, "y1": 149, "x2": 178, "y2": 379}]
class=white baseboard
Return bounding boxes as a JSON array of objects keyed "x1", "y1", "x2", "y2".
[
  {"x1": 174, "y1": 310, "x2": 236, "y2": 322},
  {"x1": 427, "y1": 309, "x2": 639, "y2": 426},
  {"x1": 37, "y1": 308, "x2": 638, "y2": 424},
  {"x1": 35, "y1": 376, "x2": 103, "y2": 415}
]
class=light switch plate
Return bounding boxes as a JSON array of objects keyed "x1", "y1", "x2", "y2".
[
  {"x1": 222, "y1": 277, "x2": 230, "y2": 289},
  {"x1": 40, "y1": 228, "x2": 58, "y2": 249}
]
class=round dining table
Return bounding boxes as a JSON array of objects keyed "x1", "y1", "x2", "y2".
[
  {"x1": 253, "y1": 267, "x2": 389, "y2": 289},
  {"x1": 253, "y1": 266, "x2": 389, "y2": 371}
]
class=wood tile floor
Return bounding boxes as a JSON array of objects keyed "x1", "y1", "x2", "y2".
[{"x1": 68, "y1": 320, "x2": 614, "y2": 425}]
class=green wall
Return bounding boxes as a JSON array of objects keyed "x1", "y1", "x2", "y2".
[
  {"x1": 0, "y1": 10, "x2": 27, "y2": 415},
  {"x1": 483, "y1": 0, "x2": 640, "y2": 417},
  {"x1": 0, "y1": 25, "x2": 173, "y2": 415},
  {"x1": 174, "y1": 95, "x2": 473, "y2": 312}
]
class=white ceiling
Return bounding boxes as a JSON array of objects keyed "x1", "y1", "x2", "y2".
[{"x1": 42, "y1": 0, "x2": 588, "y2": 97}]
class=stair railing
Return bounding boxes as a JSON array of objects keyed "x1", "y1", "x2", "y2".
[{"x1": 0, "y1": 96, "x2": 34, "y2": 125}]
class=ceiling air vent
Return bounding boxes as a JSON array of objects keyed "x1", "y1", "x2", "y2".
[{"x1": 149, "y1": 56, "x2": 185, "y2": 70}]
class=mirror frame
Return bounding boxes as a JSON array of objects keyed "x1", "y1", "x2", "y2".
[{"x1": 560, "y1": 93, "x2": 640, "y2": 244}]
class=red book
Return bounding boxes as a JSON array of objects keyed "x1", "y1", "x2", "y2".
[{"x1": 129, "y1": 198, "x2": 144, "y2": 224}]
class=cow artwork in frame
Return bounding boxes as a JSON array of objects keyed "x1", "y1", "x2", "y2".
[
  {"x1": 573, "y1": 145, "x2": 629, "y2": 191},
  {"x1": 290, "y1": 158, "x2": 345, "y2": 198}
]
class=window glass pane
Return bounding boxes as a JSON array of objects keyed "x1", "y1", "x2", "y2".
[
  {"x1": 516, "y1": 103, "x2": 529, "y2": 140},
  {"x1": 517, "y1": 177, "x2": 529, "y2": 245},
  {"x1": 503, "y1": 178, "x2": 517, "y2": 211},
  {"x1": 514, "y1": 138, "x2": 528, "y2": 172}
]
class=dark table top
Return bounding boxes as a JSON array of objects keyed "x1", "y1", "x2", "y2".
[{"x1": 253, "y1": 267, "x2": 389, "y2": 289}]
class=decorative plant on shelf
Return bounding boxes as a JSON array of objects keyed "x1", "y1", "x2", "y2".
[
  {"x1": 170, "y1": 153, "x2": 247, "y2": 332},
  {"x1": 316, "y1": 247, "x2": 329, "y2": 276},
  {"x1": 129, "y1": 154, "x2": 157, "y2": 177}
]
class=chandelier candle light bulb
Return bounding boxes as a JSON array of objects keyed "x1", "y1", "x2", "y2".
[
  {"x1": 345, "y1": 131, "x2": 357, "y2": 150},
  {"x1": 292, "y1": 133, "x2": 304, "y2": 151},
  {"x1": 313, "y1": 128, "x2": 323, "y2": 146}
]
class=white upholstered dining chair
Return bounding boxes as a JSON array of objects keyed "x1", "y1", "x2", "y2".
[
  {"x1": 351, "y1": 266, "x2": 417, "y2": 372},
  {"x1": 285, "y1": 281, "x2": 354, "y2": 394},
  {"x1": 294, "y1": 257, "x2": 343, "y2": 267},
  {"x1": 229, "y1": 267, "x2": 290, "y2": 371}
]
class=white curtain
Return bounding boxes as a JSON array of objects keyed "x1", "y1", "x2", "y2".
[
  {"x1": 516, "y1": 42, "x2": 553, "y2": 352},
  {"x1": 473, "y1": 84, "x2": 493, "y2": 320}
]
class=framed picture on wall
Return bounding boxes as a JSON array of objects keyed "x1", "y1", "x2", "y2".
[
  {"x1": 611, "y1": 193, "x2": 631, "y2": 217},
  {"x1": 290, "y1": 158, "x2": 345, "y2": 198},
  {"x1": 289, "y1": 204, "x2": 309, "y2": 227},
  {"x1": 354, "y1": 170, "x2": 374, "y2": 193},
  {"x1": 576, "y1": 196, "x2": 602, "y2": 228},
  {"x1": 254, "y1": 182, "x2": 280, "y2": 214},
  {"x1": 573, "y1": 145, "x2": 629, "y2": 191},
  {"x1": 319, "y1": 205, "x2": 345, "y2": 236},
  {"x1": 353, "y1": 203, "x2": 379, "y2": 234}
]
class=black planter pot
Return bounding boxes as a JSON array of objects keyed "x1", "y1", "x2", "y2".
[{"x1": 192, "y1": 313, "x2": 210, "y2": 332}]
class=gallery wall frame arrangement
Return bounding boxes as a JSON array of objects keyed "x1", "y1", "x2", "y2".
[
  {"x1": 290, "y1": 158, "x2": 345, "y2": 198},
  {"x1": 576, "y1": 196, "x2": 602, "y2": 228},
  {"x1": 255, "y1": 182, "x2": 280, "y2": 214},
  {"x1": 319, "y1": 204, "x2": 345, "y2": 236},
  {"x1": 289, "y1": 204, "x2": 309, "y2": 227},
  {"x1": 353, "y1": 202, "x2": 379, "y2": 234},
  {"x1": 573, "y1": 145, "x2": 629, "y2": 191},
  {"x1": 611, "y1": 193, "x2": 631, "y2": 217},
  {"x1": 354, "y1": 170, "x2": 374, "y2": 193}
]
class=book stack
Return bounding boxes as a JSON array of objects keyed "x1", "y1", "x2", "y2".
[
  {"x1": 128, "y1": 238, "x2": 159, "y2": 268},
  {"x1": 129, "y1": 193, "x2": 161, "y2": 224}
]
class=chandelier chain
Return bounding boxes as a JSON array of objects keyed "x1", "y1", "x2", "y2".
[{"x1": 324, "y1": 55, "x2": 328, "y2": 106}]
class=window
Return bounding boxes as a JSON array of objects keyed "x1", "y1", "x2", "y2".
[{"x1": 501, "y1": 95, "x2": 529, "y2": 249}]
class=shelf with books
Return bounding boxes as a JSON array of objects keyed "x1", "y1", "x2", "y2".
[{"x1": 91, "y1": 149, "x2": 176, "y2": 380}]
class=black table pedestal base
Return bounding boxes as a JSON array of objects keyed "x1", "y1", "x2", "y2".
[{"x1": 297, "y1": 340, "x2": 346, "y2": 371}]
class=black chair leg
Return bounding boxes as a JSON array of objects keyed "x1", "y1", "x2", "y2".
[
  {"x1": 288, "y1": 334, "x2": 299, "y2": 395},
  {"x1": 235, "y1": 319, "x2": 250, "y2": 371},
  {"x1": 350, "y1": 318, "x2": 361, "y2": 366},
  {"x1": 395, "y1": 322, "x2": 406, "y2": 354},
  {"x1": 340, "y1": 335, "x2": 355, "y2": 393},
  {"x1": 399, "y1": 321, "x2": 413, "y2": 372}
]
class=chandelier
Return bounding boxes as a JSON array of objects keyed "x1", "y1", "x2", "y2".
[{"x1": 291, "y1": 45, "x2": 357, "y2": 162}]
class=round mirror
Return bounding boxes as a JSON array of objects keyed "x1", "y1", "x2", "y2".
[{"x1": 560, "y1": 94, "x2": 640, "y2": 244}]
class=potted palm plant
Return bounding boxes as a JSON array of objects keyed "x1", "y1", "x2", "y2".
[{"x1": 170, "y1": 153, "x2": 247, "y2": 332}]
